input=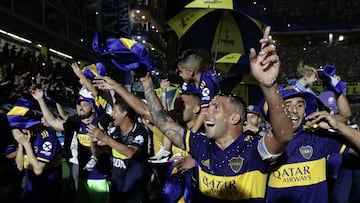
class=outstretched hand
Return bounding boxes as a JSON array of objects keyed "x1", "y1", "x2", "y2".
[
  {"x1": 305, "y1": 111, "x2": 339, "y2": 130},
  {"x1": 139, "y1": 72, "x2": 154, "y2": 89},
  {"x1": 93, "y1": 76, "x2": 119, "y2": 90},
  {"x1": 30, "y1": 87, "x2": 44, "y2": 101},
  {"x1": 250, "y1": 26, "x2": 280, "y2": 88},
  {"x1": 70, "y1": 63, "x2": 84, "y2": 78}
]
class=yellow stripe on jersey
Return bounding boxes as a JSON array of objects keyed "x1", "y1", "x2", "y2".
[
  {"x1": 198, "y1": 167, "x2": 267, "y2": 200},
  {"x1": 184, "y1": 130, "x2": 191, "y2": 152},
  {"x1": 77, "y1": 133, "x2": 91, "y2": 147},
  {"x1": 268, "y1": 157, "x2": 327, "y2": 188},
  {"x1": 112, "y1": 148, "x2": 128, "y2": 159},
  {"x1": 339, "y1": 144, "x2": 347, "y2": 154}
]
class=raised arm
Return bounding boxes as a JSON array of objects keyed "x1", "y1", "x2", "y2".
[
  {"x1": 334, "y1": 90, "x2": 351, "y2": 123},
  {"x1": 140, "y1": 74, "x2": 185, "y2": 149},
  {"x1": 30, "y1": 88, "x2": 65, "y2": 131},
  {"x1": 93, "y1": 75, "x2": 153, "y2": 122},
  {"x1": 250, "y1": 26, "x2": 293, "y2": 155},
  {"x1": 71, "y1": 63, "x2": 99, "y2": 97},
  {"x1": 306, "y1": 110, "x2": 360, "y2": 155}
]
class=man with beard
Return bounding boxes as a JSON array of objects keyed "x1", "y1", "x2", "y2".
[{"x1": 31, "y1": 87, "x2": 111, "y2": 203}]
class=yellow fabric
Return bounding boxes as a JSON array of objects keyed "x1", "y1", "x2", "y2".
[
  {"x1": 171, "y1": 145, "x2": 189, "y2": 157},
  {"x1": 155, "y1": 84, "x2": 180, "y2": 111},
  {"x1": 268, "y1": 158, "x2": 327, "y2": 188},
  {"x1": 86, "y1": 64, "x2": 99, "y2": 77},
  {"x1": 211, "y1": 10, "x2": 245, "y2": 54},
  {"x1": 216, "y1": 53, "x2": 242, "y2": 64},
  {"x1": 119, "y1": 38, "x2": 137, "y2": 50},
  {"x1": 77, "y1": 133, "x2": 91, "y2": 147},
  {"x1": 198, "y1": 167, "x2": 267, "y2": 200},
  {"x1": 168, "y1": 8, "x2": 215, "y2": 39},
  {"x1": 7, "y1": 106, "x2": 29, "y2": 116},
  {"x1": 246, "y1": 15, "x2": 267, "y2": 33},
  {"x1": 151, "y1": 126, "x2": 165, "y2": 154},
  {"x1": 185, "y1": 0, "x2": 233, "y2": 9},
  {"x1": 95, "y1": 95, "x2": 108, "y2": 109},
  {"x1": 112, "y1": 149, "x2": 128, "y2": 159}
]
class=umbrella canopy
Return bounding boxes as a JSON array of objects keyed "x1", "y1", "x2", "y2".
[
  {"x1": 168, "y1": 0, "x2": 266, "y2": 56},
  {"x1": 215, "y1": 52, "x2": 251, "y2": 76}
]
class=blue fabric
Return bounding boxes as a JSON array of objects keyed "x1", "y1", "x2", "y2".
[
  {"x1": 162, "y1": 162, "x2": 194, "y2": 203},
  {"x1": 83, "y1": 63, "x2": 107, "y2": 80},
  {"x1": 267, "y1": 129, "x2": 349, "y2": 203},
  {"x1": 259, "y1": 88, "x2": 318, "y2": 122},
  {"x1": 92, "y1": 33, "x2": 153, "y2": 72},
  {"x1": 317, "y1": 65, "x2": 347, "y2": 94},
  {"x1": 7, "y1": 97, "x2": 41, "y2": 129}
]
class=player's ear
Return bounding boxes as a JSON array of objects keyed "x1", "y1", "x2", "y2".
[{"x1": 230, "y1": 112, "x2": 241, "y2": 125}]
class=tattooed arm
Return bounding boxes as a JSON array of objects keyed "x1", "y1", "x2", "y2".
[{"x1": 140, "y1": 73, "x2": 185, "y2": 149}]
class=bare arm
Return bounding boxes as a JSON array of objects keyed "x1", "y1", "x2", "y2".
[
  {"x1": 14, "y1": 142, "x2": 24, "y2": 171},
  {"x1": 140, "y1": 74, "x2": 185, "y2": 149},
  {"x1": 71, "y1": 63, "x2": 99, "y2": 97},
  {"x1": 160, "y1": 79, "x2": 170, "y2": 111},
  {"x1": 307, "y1": 111, "x2": 360, "y2": 155},
  {"x1": 31, "y1": 88, "x2": 65, "y2": 131},
  {"x1": 56, "y1": 102, "x2": 69, "y2": 120},
  {"x1": 12, "y1": 129, "x2": 45, "y2": 175},
  {"x1": 191, "y1": 109, "x2": 206, "y2": 132},
  {"x1": 250, "y1": 26, "x2": 293, "y2": 155},
  {"x1": 334, "y1": 92, "x2": 351, "y2": 123},
  {"x1": 94, "y1": 76, "x2": 153, "y2": 122}
]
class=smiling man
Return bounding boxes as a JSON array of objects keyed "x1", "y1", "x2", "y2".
[
  {"x1": 140, "y1": 26, "x2": 294, "y2": 202},
  {"x1": 263, "y1": 87, "x2": 360, "y2": 203}
]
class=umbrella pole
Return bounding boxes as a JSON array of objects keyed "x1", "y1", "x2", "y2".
[{"x1": 212, "y1": 12, "x2": 225, "y2": 70}]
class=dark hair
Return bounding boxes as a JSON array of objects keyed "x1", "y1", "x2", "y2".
[
  {"x1": 114, "y1": 97, "x2": 138, "y2": 123},
  {"x1": 216, "y1": 92, "x2": 247, "y2": 121},
  {"x1": 176, "y1": 49, "x2": 205, "y2": 72}
]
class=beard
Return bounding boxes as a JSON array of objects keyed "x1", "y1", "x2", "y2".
[{"x1": 78, "y1": 110, "x2": 93, "y2": 119}]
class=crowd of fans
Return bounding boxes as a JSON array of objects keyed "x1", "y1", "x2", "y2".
[
  {"x1": 242, "y1": 0, "x2": 360, "y2": 31},
  {"x1": 0, "y1": 42, "x2": 79, "y2": 109}
]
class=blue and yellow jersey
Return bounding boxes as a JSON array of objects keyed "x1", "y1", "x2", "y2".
[
  {"x1": 22, "y1": 127, "x2": 62, "y2": 202},
  {"x1": 76, "y1": 120, "x2": 110, "y2": 180},
  {"x1": 266, "y1": 130, "x2": 349, "y2": 203},
  {"x1": 183, "y1": 130, "x2": 269, "y2": 202},
  {"x1": 110, "y1": 123, "x2": 148, "y2": 193},
  {"x1": 181, "y1": 70, "x2": 220, "y2": 109}
]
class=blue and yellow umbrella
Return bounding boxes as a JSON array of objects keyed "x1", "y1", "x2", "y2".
[{"x1": 168, "y1": 0, "x2": 266, "y2": 57}]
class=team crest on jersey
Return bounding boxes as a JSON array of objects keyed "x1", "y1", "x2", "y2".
[
  {"x1": 127, "y1": 135, "x2": 134, "y2": 143},
  {"x1": 299, "y1": 145, "x2": 313, "y2": 160},
  {"x1": 228, "y1": 156, "x2": 244, "y2": 173}
]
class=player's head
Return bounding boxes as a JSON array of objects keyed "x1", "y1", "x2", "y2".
[{"x1": 204, "y1": 93, "x2": 246, "y2": 139}]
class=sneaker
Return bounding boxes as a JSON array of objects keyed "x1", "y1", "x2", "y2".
[
  {"x1": 83, "y1": 156, "x2": 97, "y2": 171},
  {"x1": 148, "y1": 146, "x2": 171, "y2": 163}
]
